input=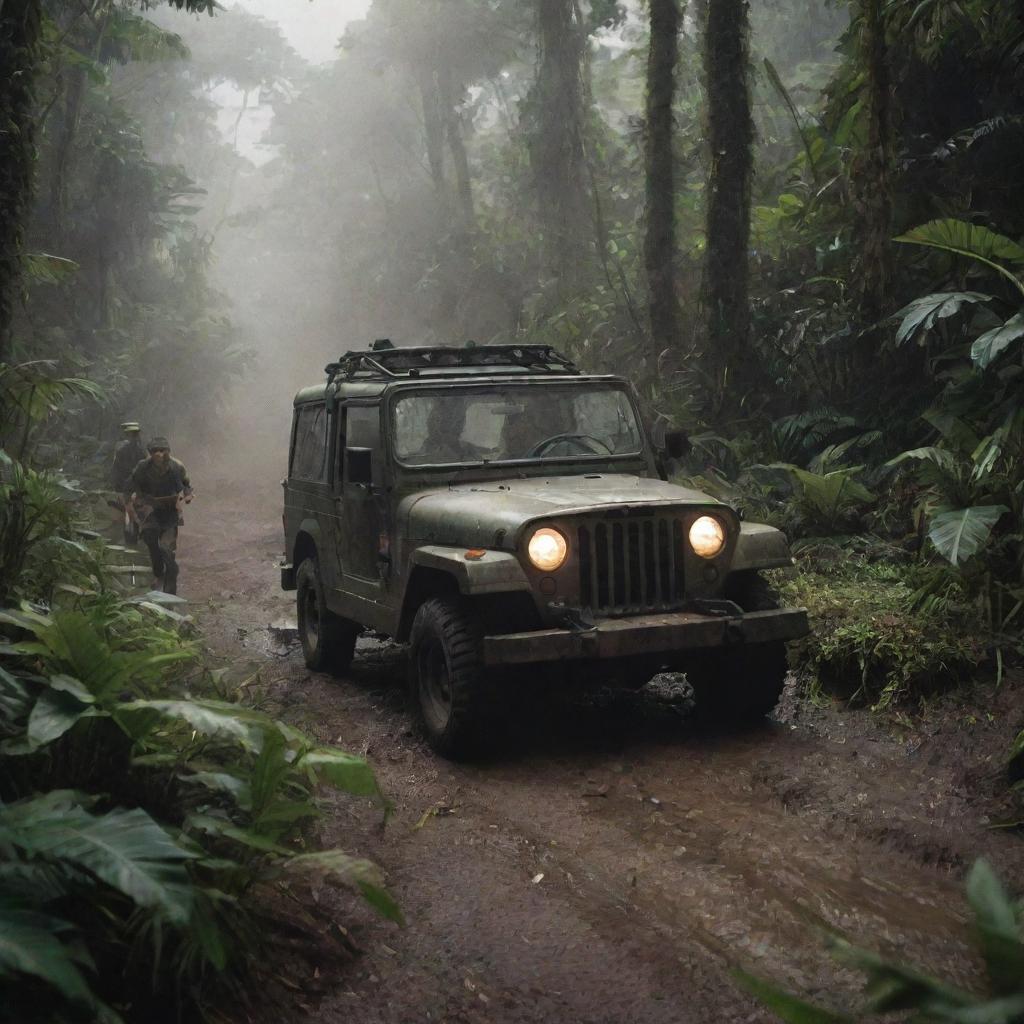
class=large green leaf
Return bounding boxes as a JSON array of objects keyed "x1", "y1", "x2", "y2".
[
  {"x1": 0, "y1": 905, "x2": 95, "y2": 1005},
  {"x1": 834, "y1": 938, "x2": 976, "y2": 1012},
  {"x1": 285, "y1": 850, "x2": 403, "y2": 923},
  {"x1": 895, "y1": 220, "x2": 1024, "y2": 265},
  {"x1": 733, "y1": 970, "x2": 854, "y2": 1023},
  {"x1": 26, "y1": 688, "x2": 102, "y2": 748},
  {"x1": 938, "y1": 996, "x2": 1024, "y2": 1023},
  {"x1": 928, "y1": 506, "x2": 1007, "y2": 566},
  {"x1": 178, "y1": 771, "x2": 252, "y2": 809},
  {"x1": 893, "y1": 291, "x2": 992, "y2": 345},
  {"x1": 787, "y1": 466, "x2": 875, "y2": 513},
  {"x1": 894, "y1": 220, "x2": 1024, "y2": 297},
  {"x1": 0, "y1": 665, "x2": 32, "y2": 732},
  {"x1": 886, "y1": 446, "x2": 962, "y2": 476},
  {"x1": 185, "y1": 813, "x2": 290, "y2": 855},
  {"x1": 4, "y1": 795, "x2": 197, "y2": 924},
  {"x1": 117, "y1": 698, "x2": 273, "y2": 750},
  {"x1": 966, "y1": 860, "x2": 1024, "y2": 996},
  {"x1": 971, "y1": 312, "x2": 1024, "y2": 369},
  {"x1": 298, "y1": 747, "x2": 380, "y2": 798},
  {"x1": 0, "y1": 609, "x2": 192, "y2": 701}
]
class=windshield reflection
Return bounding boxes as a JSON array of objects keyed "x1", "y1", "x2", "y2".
[{"x1": 393, "y1": 386, "x2": 644, "y2": 466}]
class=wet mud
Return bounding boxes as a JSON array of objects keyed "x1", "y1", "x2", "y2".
[{"x1": 179, "y1": 478, "x2": 1024, "y2": 1024}]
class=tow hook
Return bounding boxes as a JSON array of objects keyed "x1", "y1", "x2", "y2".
[
  {"x1": 550, "y1": 603, "x2": 597, "y2": 633},
  {"x1": 724, "y1": 619, "x2": 744, "y2": 645}
]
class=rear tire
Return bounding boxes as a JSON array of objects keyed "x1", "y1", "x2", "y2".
[
  {"x1": 409, "y1": 597, "x2": 494, "y2": 759},
  {"x1": 296, "y1": 558, "x2": 358, "y2": 674}
]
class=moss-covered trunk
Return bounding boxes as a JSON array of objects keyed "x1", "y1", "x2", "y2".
[
  {"x1": 528, "y1": 0, "x2": 589, "y2": 288},
  {"x1": 853, "y1": 0, "x2": 893, "y2": 332},
  {"x1": 0, "y1": 0, "x2": 43, "y2": 359},
  {"x1": 644, "y1": 0, "x2": 682, "y2": 368},
  {"x1": 702, "y1": 0, "x2": 753, "y2": 413}
]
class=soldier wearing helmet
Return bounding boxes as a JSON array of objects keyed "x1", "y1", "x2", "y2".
[
  {"x1": 130, "y1": 436, "x2": 193, "y2": 595},
  {"x1": 111, "y1": 422, "x2": 145, "y2": 496}
]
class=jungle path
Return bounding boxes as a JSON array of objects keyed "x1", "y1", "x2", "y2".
[{"x1": 183, "y1": 477, "x2": 1024, "y2": 1024}]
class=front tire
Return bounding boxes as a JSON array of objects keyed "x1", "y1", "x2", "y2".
[
  {"x1": 687, "y1": 640, "x2": 788, "y2": 724},
  {"x1": 409, "y1": 598, "x2": 493, "y2": 759},
  {"x1": 296, "y1": 558, "x2": 358, "y2": 674}
]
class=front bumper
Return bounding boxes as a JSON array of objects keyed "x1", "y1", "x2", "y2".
[
  {"x1": 280, "y1": 562, "x2": 296, "y2": 591},
  {"x1": 480, "y1": 607, "x2": 809, "y2": 666}
]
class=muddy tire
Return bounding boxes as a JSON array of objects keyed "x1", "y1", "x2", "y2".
[
  {"x1": 687, "y1": 641, "x2": 788, "y2": 724},
  {"x1": 296, "y1": 558, "x2": 358, "y2": 674},
  {"x1": 409, "y1": 597, "x2": 493, "y2": 759}
]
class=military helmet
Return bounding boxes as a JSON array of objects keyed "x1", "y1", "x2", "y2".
[
  {"x1": 147, "y1": 436, "x2": 170, "y2": 452},
  {"x1": 120, "y1": 421, "x2": 141, "y2": 433}
]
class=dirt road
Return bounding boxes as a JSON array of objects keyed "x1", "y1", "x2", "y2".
[{"x1": 182, "y1": 479, "x2": 1024, "y2": 1024}]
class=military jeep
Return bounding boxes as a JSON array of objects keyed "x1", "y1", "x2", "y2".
[{"x1": 281, "y1": 342, "x2": 808, "y2": 756}]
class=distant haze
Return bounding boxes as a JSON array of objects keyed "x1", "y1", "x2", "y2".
[{"x1": 235, "y1": 0, "x2": 370, "y2": 63}]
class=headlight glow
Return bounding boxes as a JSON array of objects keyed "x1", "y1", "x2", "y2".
[
  {"x1": 527, "y1": 527, "x2": 568, "y2": 571},
  {"x1": 689, "y1": 515, "x2": 725, "y2": 558}
]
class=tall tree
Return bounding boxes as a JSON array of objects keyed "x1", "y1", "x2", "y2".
[
  {"x1": 527, "y1": 0, "x2": 590, "y2": 286},
  {"x1": 851, "y1": 0, "x2": 892, "y2": 333},
  {"x1": 0, "y1": 0, "x2": 43, "y2": 359},
  {"x1": 702, "y1": 0, "x2": 754, "y2": 410},
  {"x1": 644, "y1": 0, "x2": 683, "y2": 369}
]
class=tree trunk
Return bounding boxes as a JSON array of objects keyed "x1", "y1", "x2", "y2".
[
  {"x1": 417, "y1": 67, "x2": 447, "y2": 200},
  {"x1": 0, "y1": 0, "x2": 43, "y2": 359},
  {"x1": 853, "y1": 0, "x2": 892, "y2": 331},
  {"x1": 702, "y1": 0, "x2": 753, "y2": 412},
  {"x1": 529, "y1": 0, "x2": 589, "y2": 287},
  {"x1": 437, "y1": 63, "x2": 475, "y2": 231},
  {"x1": 644, "y1": 0, "x2": 682, "y2": 369}
]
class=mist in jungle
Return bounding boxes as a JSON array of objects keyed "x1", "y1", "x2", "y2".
[{"x1": 108, "y1": 0, "x2": 848, "y2": 484}]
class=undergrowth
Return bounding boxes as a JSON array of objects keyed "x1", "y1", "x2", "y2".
[
  {"x1": 779, "y1": 546, "x2": 991, "y2": 709},
  {"x1": 0, "y1": 445, "x2": 399, "y2": 1023}
]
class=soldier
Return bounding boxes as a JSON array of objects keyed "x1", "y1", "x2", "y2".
[
  {"x1": 109, "y1": 422, "x2": 146, "y2": 543},
  {"x1": 130, "y1": 436, "x2": 193, "y2": 595},
  {"x1": 111, "y1": 422, "x2": 146, "y2": 494}
]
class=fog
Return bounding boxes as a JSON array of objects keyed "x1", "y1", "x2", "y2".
[{"x1": 115, "y1": 0, "x2": 847, "y2": 485}]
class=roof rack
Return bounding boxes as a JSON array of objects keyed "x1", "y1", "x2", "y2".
[{"x1": 324, "y1": 343, "x2": 579, "y2": 385}]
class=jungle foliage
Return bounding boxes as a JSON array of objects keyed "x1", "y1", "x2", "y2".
[
  {"x1": 0, "y1": 372, "x2": 398, "y2": 1022},
  {"x1": 2, "y1": 0, "x2": 1024, "y2": 1014}
]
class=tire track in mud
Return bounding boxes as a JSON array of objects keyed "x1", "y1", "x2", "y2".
[{"x1": 181, "y1": 480, "x2": 1021, "y2": 1023}]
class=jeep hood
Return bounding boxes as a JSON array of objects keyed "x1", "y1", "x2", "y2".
[{"x1": 400, "y1": 474, "x2": 723, "y2": 550}]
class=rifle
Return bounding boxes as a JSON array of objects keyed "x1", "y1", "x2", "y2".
[{"x1": 133, "y1": 491, "x2": 193, "y2": 530}]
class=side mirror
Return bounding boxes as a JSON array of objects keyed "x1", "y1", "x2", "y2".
[
  {"x1": 346, "y1": 447, "x2": 373, "y2": 485},
  {"x1": 663, "y1": 430, "x2": 690, "y2": 460}
]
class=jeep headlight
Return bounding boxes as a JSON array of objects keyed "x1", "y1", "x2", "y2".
[
  {"x1": 689, "y1": 515, "x2": 725, "y2": 558},
  {"x1": 527, "y1": 527, "x2": 568, "y2": 571}
]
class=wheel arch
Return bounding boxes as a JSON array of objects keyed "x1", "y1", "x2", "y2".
[
  {"x1": 293, "y1": 519, "x2": 321, "y2": 569},
  {"x1": 396, "y1": 566, "x2": 461, "y2": 642}
]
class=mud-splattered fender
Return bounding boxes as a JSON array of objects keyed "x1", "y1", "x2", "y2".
[
  {"x1": 408, "y1": 545, "x2": 532, "y2": 596},
  {"x1": 731, "y1": 522, "x2": 795, "y2": 572}
]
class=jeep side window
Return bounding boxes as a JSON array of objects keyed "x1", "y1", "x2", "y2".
[
  {"x1": 345, "y1": 404, "x2": 379, "y2": 485},
  {"x1": 291, "y1": 404, "x2": 328, "y2": 482}
]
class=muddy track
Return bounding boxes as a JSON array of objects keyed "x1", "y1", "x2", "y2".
[{"x1": 180, "y1": 479, "x2": 1024, "y2": 1024}]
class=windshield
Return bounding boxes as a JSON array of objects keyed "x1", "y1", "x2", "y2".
[{"x1": 393, "y1": 385, "x2": 644, "y2": 466}]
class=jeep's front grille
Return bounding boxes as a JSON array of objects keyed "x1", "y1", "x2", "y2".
[{"x1": 577, "y1": 516, "x2": 685, "y2": 615}]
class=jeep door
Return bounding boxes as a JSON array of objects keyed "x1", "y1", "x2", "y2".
[
  {"x1": 336, "y1": 402, "x2": 388, "y2": 600},
  {"x1": 287, "y1": 401, "x2": 335, "y2": 581}
]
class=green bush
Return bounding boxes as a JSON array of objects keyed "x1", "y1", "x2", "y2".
[
  {"x1": 0, "y1": 455, "x2": 399, "y2": 1022},
  {"x1": 780, "y1": 552, "x2": 988, "y2": 708}
]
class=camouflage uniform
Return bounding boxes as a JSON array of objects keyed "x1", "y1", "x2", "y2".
[
  {"x1": 111, "y1": 437, "x2": 146, "y2": 493},
  {"x1": 131, "y1": 454, "x2": 191, "y2": 594}
]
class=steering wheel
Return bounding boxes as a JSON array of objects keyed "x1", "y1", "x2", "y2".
[{"x1": 527, "y1": 433, "x2": 614, "y2": 458}]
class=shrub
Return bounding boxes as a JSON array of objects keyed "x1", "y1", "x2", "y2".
[{"x1": 780, "y1": 552, "x2": 988, "y2": 708}]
